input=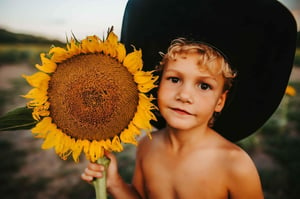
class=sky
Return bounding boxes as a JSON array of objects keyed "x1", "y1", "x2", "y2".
[
  {"x1": 0, "y1": 0, "x2": 299, "y2": 42},
  {"x1": 0, "y1": 0, "x2": 128, "y2": 41}
]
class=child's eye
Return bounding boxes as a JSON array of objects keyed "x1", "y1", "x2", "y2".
[
  {"x1": 168, "y1": 77, "x2": 180, "y2": 83},
  {"x1": 198, "y1": 83, "x2": 211, "y2": 90}
]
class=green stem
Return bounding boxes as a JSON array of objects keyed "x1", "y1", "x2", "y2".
[{"x1": 93, "y1": 156, "x2": 110, "y2": 199}]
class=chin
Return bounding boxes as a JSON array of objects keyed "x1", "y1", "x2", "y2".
[{"x1": 166, "y1": 120, "x2": 195, "y2": 130}]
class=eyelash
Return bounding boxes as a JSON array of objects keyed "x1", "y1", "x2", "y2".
[
  {"x1": 167, "y1": 77, "x2": 180, "y2": 83},
  {"x1": 198, "y1": 83, "x2": 212, "y2": 90},
  {"x1": 166, "y1": 77, "x2": 212, "y2": 90}
]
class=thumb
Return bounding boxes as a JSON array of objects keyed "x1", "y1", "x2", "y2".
[
  {"x1": 103, "y1": 151, "x2": 120, "y2": 188},
  {"x1": 104, "y1": 151, "x2": 118, "y2": 172}
]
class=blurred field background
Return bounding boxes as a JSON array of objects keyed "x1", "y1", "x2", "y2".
[{"x1": 0, "y1": 28, "x2": 300, "y2": 199}]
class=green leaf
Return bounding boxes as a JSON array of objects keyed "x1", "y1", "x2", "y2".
[{"x1": 0, "y1": 107, "x2": 37, "y2": 131}]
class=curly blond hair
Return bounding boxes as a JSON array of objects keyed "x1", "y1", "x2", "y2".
[{"x1": 157, "y1": 38, "x2": 237, "y2": 92}]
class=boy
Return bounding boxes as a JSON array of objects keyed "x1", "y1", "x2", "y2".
[{"x1": 81, "y1": 38, "x2": 264, "y2": 199}]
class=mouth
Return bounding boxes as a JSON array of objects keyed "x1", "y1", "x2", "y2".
[{"x1": 171, "y1": 107, "x2": 192, "y2": 115}]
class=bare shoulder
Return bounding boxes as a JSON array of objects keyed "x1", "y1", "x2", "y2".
[
  {"x1": 221, "y1": 138, "x2": 257, "y2": 176},
  {"x1": 213, "y1": 133, "x2": 264, "y2": 198},
  {"x1": 213, "y1": 133, "x2": 258, "y2": 176},
  {"x1": 136, "y1": 129, "x2": 165, "y2": 159}
]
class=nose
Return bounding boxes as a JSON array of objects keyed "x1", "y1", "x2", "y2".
[{"x1": 175, "y1": 84, "x2": 193, "y2": 103}]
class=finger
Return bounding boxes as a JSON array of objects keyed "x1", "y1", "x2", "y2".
[
  {"x1": 84, "y1": 167, "x2": 103, "y2": 178},
  {"x1": 104, "y1": 151, "x2": 119, "y2": 177},
  {"x1": 81, "y1": 172, "x2": 94, "y2": 182},
  {"x1": 104, "y1": 151, "x2": 117, "y2": 165},
  {"x1": 87, "y1": 162, "x2": 104, "y2": 171}
]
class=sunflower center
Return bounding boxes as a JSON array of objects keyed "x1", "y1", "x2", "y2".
[{"x1": 48, "y1": 53, "x2": 139, "y2": 141}]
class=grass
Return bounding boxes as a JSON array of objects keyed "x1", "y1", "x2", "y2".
[{"x1": 0, "y1": 44, "x2": 62, "y2": 65}]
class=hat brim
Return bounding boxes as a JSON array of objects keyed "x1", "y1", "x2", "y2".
[{"x1": 120, "y1": 0, "x2": 297, "y2": 142}]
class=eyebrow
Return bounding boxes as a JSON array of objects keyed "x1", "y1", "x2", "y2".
[
  {"x1": 165, "y1": 68, "x2": 216, "y2": 78},
  {"x1": 164, "y1": 68, "x2": 219, "y2": 84}
]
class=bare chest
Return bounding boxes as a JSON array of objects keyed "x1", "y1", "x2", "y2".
[{"x1": 141, "y1": 154, "x2": 229, "y2": 199}]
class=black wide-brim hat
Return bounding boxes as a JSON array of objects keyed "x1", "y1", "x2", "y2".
[{"x1": 120, "y1": 0, "x2": 297, "y2": 142}]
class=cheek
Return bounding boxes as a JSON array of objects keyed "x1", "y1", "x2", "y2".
[
  {"x1": 194, "y1": 94, "x2": 219, "y2": 112},
  {"x1": 157, "y1": 86, "x2": 166, "y2": 106},
  {"x1": 158, "y1": 81, "x2": 167, "y2": 97},
  {"x1": 157, "y1": 83, "x2": 171, "y2": 106}
]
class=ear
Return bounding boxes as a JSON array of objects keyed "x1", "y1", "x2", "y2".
[{"x1": 214, "y1": 91, "x2": 228, "y2": 112}]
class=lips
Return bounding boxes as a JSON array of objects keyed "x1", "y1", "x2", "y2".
[{"x1": 171, "y1": 107, "x2": 192, "y2": 115}]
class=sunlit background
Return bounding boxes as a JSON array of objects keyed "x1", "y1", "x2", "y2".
[{"x1": 0, "y1": 1, "x2": 300, "y2": 199}]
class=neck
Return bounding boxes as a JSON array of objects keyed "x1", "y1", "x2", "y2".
[{"x1": 164, "y1": 125, "x2": 210, "y2": 153}]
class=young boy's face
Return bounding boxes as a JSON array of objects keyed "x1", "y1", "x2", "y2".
[{"x1": 158, "y1": 52, "x2": 227, "y2": 131}]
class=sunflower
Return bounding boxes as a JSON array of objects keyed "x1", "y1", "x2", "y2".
[{"x1": 22, "y1": 28, "x2": 158, "y2": 163}]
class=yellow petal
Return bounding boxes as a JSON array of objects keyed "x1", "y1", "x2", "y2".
[
  {"x1": 49, "y1": 47, "x2": 69, "y2": 63},
  {"x1": 134, "y1": 71, "x2": 154, "y2": 83},
  {"x1": 88, "y1": 140, "x2": 105, "y2": 162},
  {"x1": 55, "y1": 133, "x2": 73, "y2": 160},
  {"x1": 22, "y1": 72, "x2": 50, "y2": 89},
  {"x1": 117, "y1": 43, "x2": 126, "y2": 62},
  {"x1": 67, "y1": 38, "x2": 81, "y2": 55},
  {"x1": 132, "y1": 94, "x2": 157, "y2": 130},
  {"x1": 31, "y1": 117, "x2": 55, "y2": 138},
  {"x1": 138, "y1": 82, "x2": 158, "y2": 93},
  {"x1": 42, "y1": 128, "x2": 60, "y2": 149},
  {"x1": 133, "y1": 107, "x2": 153, "y2": 130},
  {"x1": 81, "y1": 35, "x2": 103, "y2": 53},
  {"x1": 35, "y1": 53, "x2": 57, "y2": 73},
  {"x1": 120, "y1": 123, "x2": 140, "y2": 145},
  {"x1": 71, "y1": 140, "x2": 85, "y2": 162},
  {"x1": 102, "y1": 42, "x2": 117, "y2": 57},
  {"x1": 106, "y1": 31, "x2": 118, "y2": 45},
  {"x1": 110, "y1": 136, "x2": 123, "y2": 152},
  {"x1": 81, "y1": 139, "x2": 91, "y2": 156},
  {"x1": 139, "y1": 93, "x2": 158, "y2": 112},
  {"x1": 134, "y1": 71, "x2": 158, "y2": 93},
  {"x1": 123, "y1": 49, "x2": 143, "y2": 73},
  {"x1": 32, "y1": 102, "x2": 50, "y2": 120},
  {"x1": 32, "y1": 109, "x2": 50, "y2": 120},
  {"x1": 22, "y1": 88, "x2": 48, "y2": 106}
]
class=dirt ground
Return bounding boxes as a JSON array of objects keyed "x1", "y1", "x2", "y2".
[{"x1": 0, "y1": 64, "x2": 92, "y2": 199}]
